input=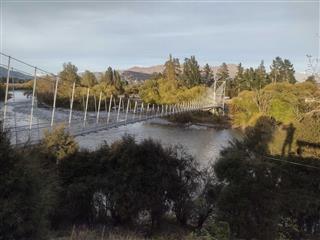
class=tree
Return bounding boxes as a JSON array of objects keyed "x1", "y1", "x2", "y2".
[
  {"x1": 282, "y1": 59, "x2": 296, "y2": 84},
  {"x1": 182, "y1": 56, "x2": 202, "y2": 87},
  {"x1": 214, "y1": 116, "x2": 281, "y2": 240},
  {"x1": 0, "y1": 124, "x2": 54, "y2": 239},
  {"x1": 216, "y1": 63, "x2": 235, "y2": 98},
  {"x1": 41, "y1": 125, "x2": 79, "y2": 164},
  {"x1": 269, "y1": 57, "x2": 283, "y2": 83},
  {"x1": 216, "y1": 63, "x2": 229, "y2": 82},
  {"x1": 59, "y1": 62, "x2": 80, "y2": 84},
  {"x1": 270, "y1": 57, "x2": 296, "y2": 84},
  {"x1": 234, "y1": 63, "x2": 245, "y2": 95},
  {"x1": 102, "y1": 67, "x2": 114, "y2": 84},
  {"x1": 256, "y1": 60, "x2": 269, "y2": 88},
  {"x1": 113, "y1": 69, "x2": 125, "y2": 91},
  {"x1": 164, "y1": 54, "x2": 181, "y2": 87},
  {"x1": 203, "y1": 63, "x2": 213, "y2": 86},
  {"x1": 81, "y1": 70, "x2": 97, "y2": 88}
]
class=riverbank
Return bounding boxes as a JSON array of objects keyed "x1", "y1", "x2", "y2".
[{"x1": 166, "y1": 110, "x2": 231, "y2": 129}]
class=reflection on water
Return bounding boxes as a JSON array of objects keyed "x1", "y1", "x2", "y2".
[{"x1": 2, "y1": 90, "x2": 240, "y2": 165}]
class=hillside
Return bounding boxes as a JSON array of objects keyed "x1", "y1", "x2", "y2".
[
  {"x1": 127, "y1": 65, "x2": 164, "y2": 74},
  {"x1": 0, "y1": 66, "x2": 33, "y2": 82}
]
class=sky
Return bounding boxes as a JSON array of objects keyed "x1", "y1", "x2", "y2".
[{"x1": 0, "y1": 0, "x2": 319, "y2": 74}]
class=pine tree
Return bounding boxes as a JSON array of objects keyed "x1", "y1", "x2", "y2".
[
  {"x1": 216, "y1": 63, "x2": 229, "y2": 81},
  {"x1": 216, "y1": 63, "x2": 233, "y2": 97},
  {"x1": 270, "y1": 57, "x2": 296, "y2": 84},
  {"x1": 203, "y1": 63, "x2": 213, "y2": 86},
  {"x1": 234, "y1": 63, "x2": 245, "y2": 94},
  {"x1": 255, "y1": 60, "x2": 269, "y2": 89},
  {"x1": 103, "y1": 67, "x2": 114, "y2": 85},
  {"x1": 270, "y1": 57, "x2": 283, "y2": 83},
  {"x1": 182, "y1": 56, "x2": 202, "y2": 87},
  {"x1": 282, "y1": 59, "x2": 296, "y2": 84}
]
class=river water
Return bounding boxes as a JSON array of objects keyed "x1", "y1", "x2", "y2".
[{"x1": 1, "y1": 91, "x2": 240, "y2": 165}]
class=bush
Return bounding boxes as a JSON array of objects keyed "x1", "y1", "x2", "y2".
[
  {"x1": 41, "y1": 125, "x2": 78, "y2": 164},
  {"x1": 0, "y1": 124, "x2": 54, "y2": 240}
]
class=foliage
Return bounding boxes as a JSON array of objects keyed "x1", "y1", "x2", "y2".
[
  {"x1": 0, "y1": 83, "x2": 5, "y2": 101},
  {"x1": 188, "y1": 218, "x2": 230, "y2": 240},
  {"x1": 101, "y1": 136, "x2": 200, "y2": 228},
  {"x1": 231, "y1": 61, "x2": 270, "y2": 98},
  {"x1": 41, "y1": 125, "x2": 79, "y2": 164},
  {"x1": 182, "y1": 56, "x2": 202, "y2": 87},
  {"x1": 215, "y1": 63, "x2": 229, "y2": 82},
  {"x1": 59, "y1": 62, "x2": 80, "y2": 84},
  {"x1": 139, "y1": 55, "x2": 207, "y2": 104},
  {"x1": 164, "y1": 54, "x2": 181, "y2": 85},
  {"x1": 269, "y1": 57, "x2": 296, "y2": 84},
  {"x1": 0, "y1": 124, "x2": 55, "y2": 240},
  {"x1": 81, "y1": 70, "x2": 97, "y2": 87},
  {"x1": 36, "y1": 62, "x2": 128, "y2": 111},
  {"x1": 230, "y1": 82, "x2": 320, "y2": 127},
  {"x1": 214, "y1": 116, "x2": 320, "y2": 239},
  {"x1": 101, "y1": 66, "x2": 126, "y2": 92},
  {"x1": 202, "y1": 63, "x2": 213, "y2": 87},
  {"x1": 41, "y1": 132, "x2": 208, "y2": 232},
  {"x1": 52, "y1": 149, "x2": 102, "y2": 228},
  {"x1": 140, "y1": 77, "x2": 206, "y2": 105}
]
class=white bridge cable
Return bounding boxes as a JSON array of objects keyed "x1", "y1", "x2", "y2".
[{"x1": 1, "y1": 54, "x2": 226, "y2": 145}]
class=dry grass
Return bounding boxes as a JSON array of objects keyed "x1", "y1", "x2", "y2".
[{"x1": 50, "y1": 226, "x2": 193, "y2": 240}]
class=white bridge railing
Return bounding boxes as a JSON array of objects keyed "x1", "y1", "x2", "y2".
[{"x1": 0, "y1": 53, "x2": 226, "y2": 145}]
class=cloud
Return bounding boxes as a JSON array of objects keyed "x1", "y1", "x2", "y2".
[{"x1": 1, "y1": 1, "x2": 318, "y2": 73}]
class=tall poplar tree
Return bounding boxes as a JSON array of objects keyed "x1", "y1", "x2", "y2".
[
  {"x1": 81, "y1": 70, "x2": 97, "y2": 88},
  {"x1": 59, "y1": 62, "x2": 80, "y2": 84}
]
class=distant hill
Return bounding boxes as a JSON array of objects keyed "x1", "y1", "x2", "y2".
[
  {"x1": 121, "y1": 64, "x2": 239, "y2": 83},
  {"x1": 79, "y1": 64, "x2": 310, "y2": 84},
  {"x1": 0, "y1": 66, "x2": 33, "y2": 82},
  {"x1": 121, "y1": 70, "x2": 153, "y2": 84},
  {"x1": 127, "y1": 65, "x2": 164, "y2": 75}
]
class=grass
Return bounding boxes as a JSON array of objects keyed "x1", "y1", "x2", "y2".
[{"x1": 49, "y1": 220, "x2": 195, "y2": 240}]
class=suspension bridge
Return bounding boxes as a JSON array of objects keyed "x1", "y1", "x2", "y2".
[{"x1": 0, "y1": 53, "x2": 226, "y2": 145}]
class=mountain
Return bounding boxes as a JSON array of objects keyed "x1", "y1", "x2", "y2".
[
  {"x1": 0, "y1": 66, "x2": 33, "y2": 82},
  {"x1": 127, "y1": 65, "x2": 164, "y2": 74},
  {"x1": 121, "y1": 70, "x2": 153, "y2": 84},
  {"x1": 80, "y1": 64, "x2": 310, "y2": 84},
  {"x1": 121, "y1": 64, "x2": 239, "y2": 83}
]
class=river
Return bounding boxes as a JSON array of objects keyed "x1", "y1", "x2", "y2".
[{"x1": 1, "y1": 90, "x2": 240, "y2": 165}]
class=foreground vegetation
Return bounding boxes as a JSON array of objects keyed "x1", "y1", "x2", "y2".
[
  {"x1": 0, "y1": 83, "x2": 6, "y2": 101},
  {"x1": 230, "y1": 81, "x2": 320, "y2": 158},
  {"x1": 1, "y1": 113, "x2": 320, "y2": 239}
]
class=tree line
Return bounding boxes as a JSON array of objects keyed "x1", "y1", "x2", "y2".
[{"x1": 139, "y1": 54, "x2": 306, "y2": 105}]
